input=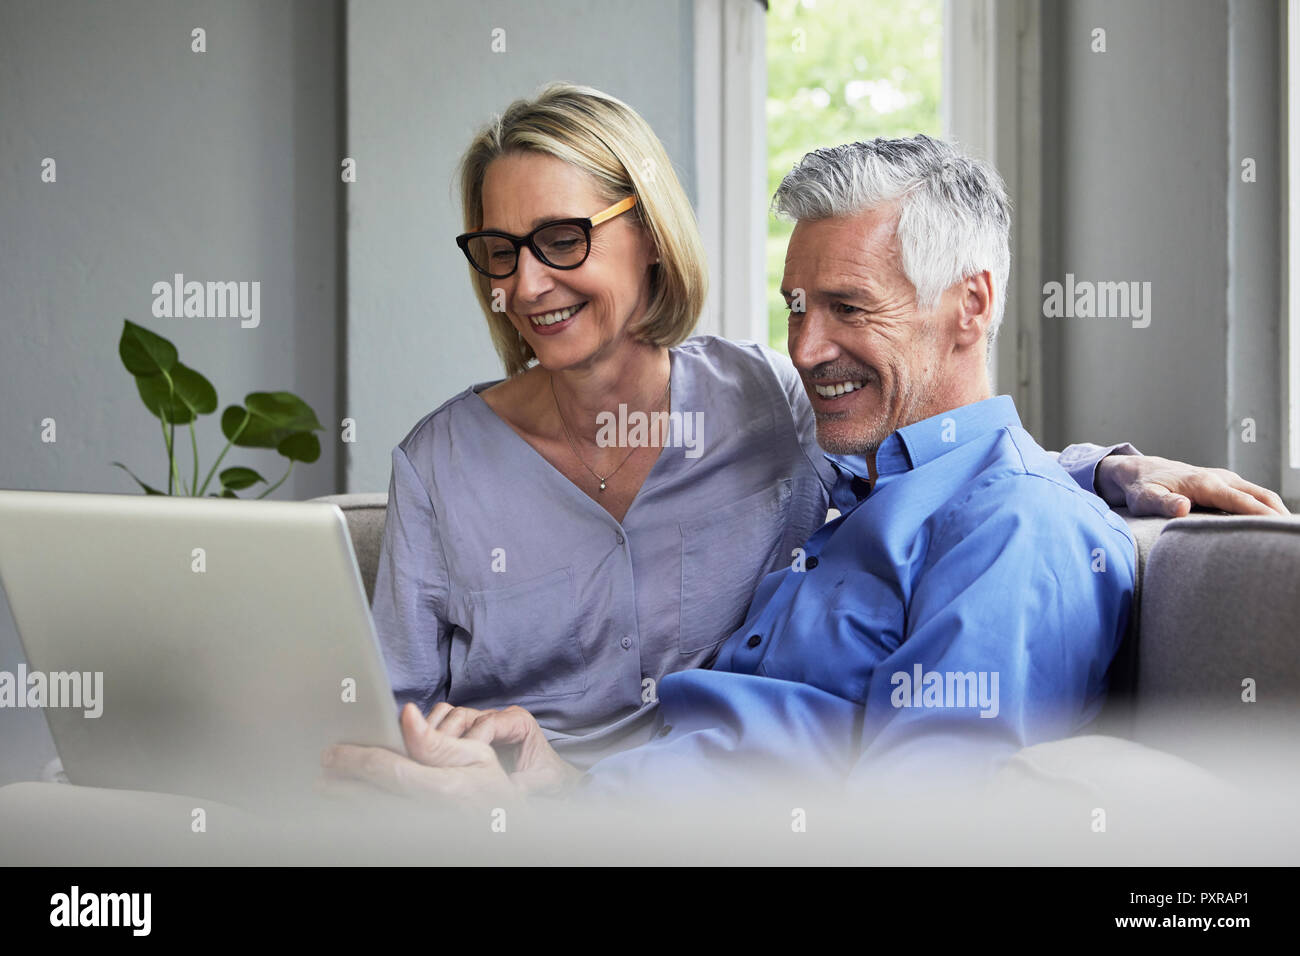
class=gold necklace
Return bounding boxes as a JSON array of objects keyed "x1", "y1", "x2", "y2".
[{"x1": 550, "y1": 369, "x2": 672, "y2": 493}]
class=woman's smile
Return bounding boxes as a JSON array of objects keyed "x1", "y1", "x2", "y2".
[{"x1": 526, "y1": 300, "x2": 587, "y2": 333}]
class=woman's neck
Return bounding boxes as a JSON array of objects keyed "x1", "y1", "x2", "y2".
[{"x1": 548, "y1": 342, "x2": 671, "y2": 445}]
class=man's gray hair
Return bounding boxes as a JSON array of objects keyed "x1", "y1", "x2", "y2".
[{"x1": 772, "y1": 134, "x2": 1011, "y2": 345}]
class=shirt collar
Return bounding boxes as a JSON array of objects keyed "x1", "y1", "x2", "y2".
[{"x1": 823, "y1": 395, "x2": 1022, "y2": 510}]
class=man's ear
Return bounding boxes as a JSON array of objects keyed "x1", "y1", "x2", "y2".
[{"x1": 953, "y1": 270, "x2": 994, "y2": 348}]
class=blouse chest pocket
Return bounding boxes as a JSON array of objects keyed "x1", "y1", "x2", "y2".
[
  {"x1": 678, "y1": 479, "x2": 793, "y2": 655},
  {"x1": 456, "y1": 566, "x2": 587, "y2": 701}
]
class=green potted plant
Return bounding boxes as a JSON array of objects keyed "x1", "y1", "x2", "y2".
[{"x1": 112, "y1": 319, "x2": 323, "y2": 498}]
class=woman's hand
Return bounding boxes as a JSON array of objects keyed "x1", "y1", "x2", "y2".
[
  {"x1": 1096, "y1": 454, "x2": 1290, "y2": 518},
  {"x1": 459, "y1": 705, "x2": 584, "y2": 795},
  {"x1": 322, "y1": 703, "x2": 580, "y2": 804},
  {"x1": 323, "y1": 703, "x2": 515, "y2": 806}
]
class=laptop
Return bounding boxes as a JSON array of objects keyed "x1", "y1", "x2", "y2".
[{"x1": 0, "y1": 490, "x2": 406, "y2": 808}]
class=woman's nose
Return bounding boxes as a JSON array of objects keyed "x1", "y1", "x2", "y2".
[{"x1": 513, "y1": 246, "x2": 555, "y2": 301}]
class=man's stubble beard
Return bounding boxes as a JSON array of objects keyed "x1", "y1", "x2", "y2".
[{"x1": 815, "y1": 371, "x2": 938, "y2": 457}]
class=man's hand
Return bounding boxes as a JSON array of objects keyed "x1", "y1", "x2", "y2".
[{"x1": 1096, "y1": 454, "x2": 1290, "y2": 518}]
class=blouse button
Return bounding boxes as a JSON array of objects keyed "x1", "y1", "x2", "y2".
[
  {"x1": 620, "y1": 636, "x2": 632, "y2": 650},
  {"x1": 615, "y1": 532, "x2": 625, "y2": 545}
]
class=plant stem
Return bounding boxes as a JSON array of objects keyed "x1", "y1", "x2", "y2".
[
  {"x1": 168, "y1": 421, "x2": 183, "y2": 494},
  {"x1": 160, "y1": 416, "x2": 175, "y2": 495},
  {"x1": 257, "y1": 461, "x2": 294, "y2": 499},
  {"x1": 188, "y1": 421, "x2": 200, "y2": 496},
  {"x1": 158, "y1": 368, "x2": 184, "y2": 496},
  {"x1": 197, "y1": 411, "x2": 251, "y2": 496}
]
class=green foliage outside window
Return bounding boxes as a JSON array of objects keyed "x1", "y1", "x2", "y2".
[{"x1": 766, "y1": 0, "x2": 943, "y2": 351}]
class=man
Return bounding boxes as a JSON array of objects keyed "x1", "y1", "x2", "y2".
[{"x1": 322, "y1": 136, "x2": 1274, "y2": 801}]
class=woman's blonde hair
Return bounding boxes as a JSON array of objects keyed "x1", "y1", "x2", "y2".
[{"x1": 458, "y1": 83, "x2": 708, "y2": 376}]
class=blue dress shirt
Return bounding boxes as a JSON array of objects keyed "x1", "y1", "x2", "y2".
[{"x1": 581, "y1": 395, "x2": 1137, "y2": 795}]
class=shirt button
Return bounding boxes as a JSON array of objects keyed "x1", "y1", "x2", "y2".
[
  {"x1": 620, "y1": 636, "x2": 632, "y2": 650},
  {"x1": 615, "y1": 532, "x2": 625, "y2": 545},
  {"x1": 806, "y1": 556, "x2": 820, "y2": 569},
  {"x1": 657, "y1": 724, "x2": 673, "y2": 738},
  {"x1": 746, "y1": 634, "x2": 761, "y2": 649}
]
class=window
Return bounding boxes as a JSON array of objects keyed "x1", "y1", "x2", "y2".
[{"x1": 765, "y1": 0, "x2": 944, "y2": 353}]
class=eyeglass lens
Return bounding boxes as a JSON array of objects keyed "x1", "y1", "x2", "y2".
[{"x1": 466, "y1": 222, "x2": 588, "y2": 277}]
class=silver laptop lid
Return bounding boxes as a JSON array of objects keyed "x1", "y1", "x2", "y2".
[{"x1": 0, "y1": 490, "x2": 405, "y2": 807}]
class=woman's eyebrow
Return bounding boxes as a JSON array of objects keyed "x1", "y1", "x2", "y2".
[{"x1": 479, "y1": 213, "x2": 574, "y2": 233}]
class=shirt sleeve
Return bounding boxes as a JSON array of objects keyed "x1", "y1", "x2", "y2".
[
  {"x1": 1053, "y1": 442, "x2": 1142, "y2": 495},
  {"x1": 369, "y1": 444, "x2": 453, "y2": 717},
  {"x1": 846, "y1": 472, "x2": 1136, "y2": 792}
]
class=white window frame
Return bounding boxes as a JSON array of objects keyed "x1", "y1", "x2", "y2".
[
  {"x1": 943, "y1": 0, "x2": 1044, "y2": 437},
  {"x1": 693, "y1": 0, "x2": 768, "y2": 344},
  {"x1": 1286, "y1": 0, "x2": 1300, "y2": 502}
]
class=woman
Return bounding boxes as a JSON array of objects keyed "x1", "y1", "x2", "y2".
[{"x1": 370, "y1": 83, "x2": 1286, "y2": 769}]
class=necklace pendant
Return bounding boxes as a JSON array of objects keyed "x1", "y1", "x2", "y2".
[{"x1": 599, "y1": 479, "x2": 606, "y2": 492}]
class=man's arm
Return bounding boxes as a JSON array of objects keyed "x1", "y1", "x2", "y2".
[
  {"x1": 1056, "y1": 442, "x2": 1288, "y2": 516},
  {"x1": 846, "y1": 472, "x2": 1137, "y2": 792}
]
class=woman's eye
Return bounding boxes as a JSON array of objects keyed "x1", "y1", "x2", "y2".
[{"x1": 546, "y1": 239, "x2": 581, "y2": 252}]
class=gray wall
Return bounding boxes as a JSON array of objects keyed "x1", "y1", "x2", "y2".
[
  {"x1": 1041, "y1": 0, "x2": 1285, "y2": 489},
  {"x1": 343, "y1": 0, "x2": 697, "y2": 493},
  {"x1": 0, "y1": 0, "x2": 343, "y2": 784}
]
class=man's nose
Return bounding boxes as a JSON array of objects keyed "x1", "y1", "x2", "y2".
[
  {"x1": 513, "y1": 246, "x2": 555, "y2": 302},
  {"x1": 789, "y1": 308, "x2": 839, "y2": 373}
]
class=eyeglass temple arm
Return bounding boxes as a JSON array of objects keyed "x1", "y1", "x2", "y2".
[{"x1": 588, "y1": 195, "x2": 638, "y2": 227}]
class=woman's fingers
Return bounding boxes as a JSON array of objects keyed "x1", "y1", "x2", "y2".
[{"x1": 427, "y1": 703, "x2": 497, "y2": 737}]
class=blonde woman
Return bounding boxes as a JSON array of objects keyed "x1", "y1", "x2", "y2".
[{"x1": 369, "y1": 83, "x2": 1286, "y2": 770}]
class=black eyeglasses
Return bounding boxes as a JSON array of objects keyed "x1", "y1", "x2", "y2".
[{"x1": 456, "y1": 196, "x2": 638, "y2": 279}]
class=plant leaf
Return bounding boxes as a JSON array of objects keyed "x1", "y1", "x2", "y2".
[
  {"x1": 219, "y1": 466, "x2": 265, "y2": 490},
  {"x1": 276, "y1": 431, "x2": 320, "y2": 463},
  {"x1": 170, "y1": 362, "x2": 218, "y2": 415},
  {"x1": 119, "y1": 319, "x2": 178, "y2": 377},
  {"x1": 136, "y1": 374, "x2": 194, "y2": 424},
  {"x1": 222, "y1": 392, "x2": 322, "y2": 449},
  {"x1": 245, "y1": 392, "x2": 323, "y2": 433},
  {"x1": 112, "y1": 461, "x2": 166, "y2": 495}
]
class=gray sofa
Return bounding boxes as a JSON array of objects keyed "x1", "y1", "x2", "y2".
[{"x1": 311, "y1": 493, "x2": 1300, "y2": 781}]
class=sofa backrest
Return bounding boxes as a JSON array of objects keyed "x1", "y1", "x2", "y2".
[
  {"x1": 1124, "y1": 515, "x2": 1300, "y2": 767},
  {"x1": 312, "y1": 493, "x2": 388, "y2": 605}
]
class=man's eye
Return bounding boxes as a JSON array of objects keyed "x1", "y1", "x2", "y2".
[{"x1": 833, "y1": 303, "x2": 862, "y2": 316}]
